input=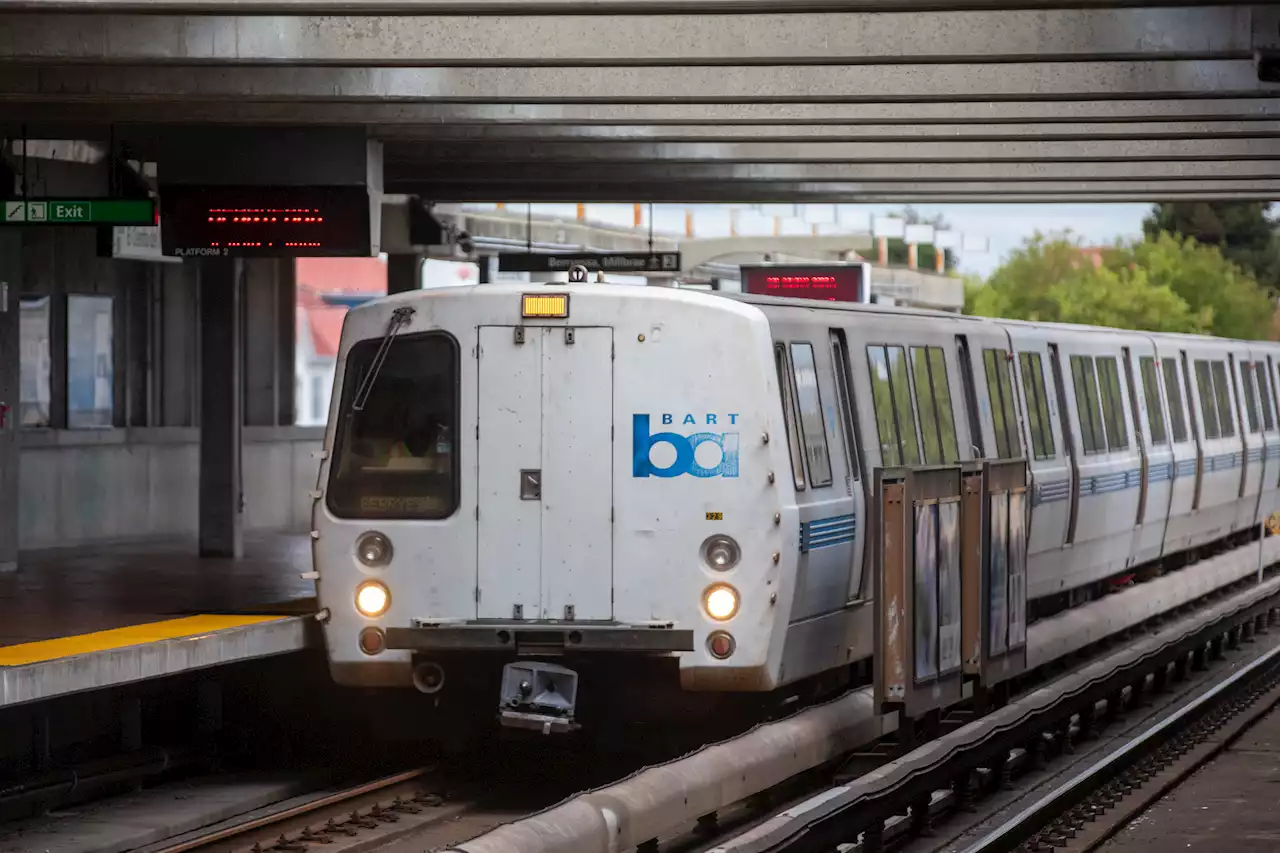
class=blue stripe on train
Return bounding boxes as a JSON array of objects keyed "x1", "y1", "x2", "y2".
[
  {"x1": 1031, "y1": 449, "x2": 1268, "y2": 507},
  {"x1": 800, "y1": 514, "x2": 856, "y2": 553}
]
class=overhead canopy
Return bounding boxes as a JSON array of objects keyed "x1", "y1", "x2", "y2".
[{"x1": 0, "y1": 2, "x2": 1276, "y2": 202}]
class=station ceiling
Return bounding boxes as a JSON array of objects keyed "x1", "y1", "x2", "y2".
[{"x1": 0, "y1": 1, "x2": 1277, "y2": 203}]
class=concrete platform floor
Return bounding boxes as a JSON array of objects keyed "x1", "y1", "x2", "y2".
[
  {"x1": 0, "y1": 533, "x2": 316, "y2": 647},
  {"x1": 1100, "y1": 698, "x2": 1280, "y2": 851}
]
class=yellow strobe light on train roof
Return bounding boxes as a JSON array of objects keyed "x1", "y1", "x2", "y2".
[{"x1": 522, "y1": 293, "x2": 570, "y2": 318}]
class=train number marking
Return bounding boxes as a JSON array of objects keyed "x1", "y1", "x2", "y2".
[{"x1": 706, "y1": 512, "x2": 724, "y2": 521}]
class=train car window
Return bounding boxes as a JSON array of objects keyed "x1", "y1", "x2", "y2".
[
  {"x1": 930, "y1": 348, "x2": 961, "y2": 463},
  {"x1": 326, "y1": 332, "x2": 460, "y2": 520},
  {"x1": 867, "y1": 345, "x2": 920, "y2": 467},
  {"x1": 1070, "y1": 355, "x2": 1106, "y2": 454},
  {"x1": 867, "y1": 346, "x2": 901, "y2": 467},
  {"x1": 909, "y1": 346, "x2": 959, "y2": 465},
  {"x1": 1210, "y1": 361, "x2": 1235, "y2": 437},
  {"x1": 1162, "y1": 359, "x2": 1189, "y2": 443},
  {"x1": 1096, "y1": 357, "x2": 1129, "y2": 451},
  {"x1": 1138, "y1": 357, "x2": 1168, "y2": 445},
  {"x1": 888, "y1": 346, "x2": 922, "y2": 465},
  {"x1": 1255, "y1": 362, "x2": 1276, "y2": 432},
  {"x1": 1194, "y1": 360, "x2": 1220, "y2": 440},
  {"x1": 830, "y1": 331, "x2": 862, "y2": 481},
  {"x1": 983, "y1": 349, "x2": 1021, "y2": 459},
  {"x1": 789, "y1": 343, "x2": 834, "y2": 488},
  {"x1": 774, "y1": 344, "x2": 807, "y2": 490},
  {"x1": 1240, "y1": 361, "x2": 1262, "y2": 434},
  {"x1": 1018, "y1": 352, "x2": 1055, "y2": 459}
]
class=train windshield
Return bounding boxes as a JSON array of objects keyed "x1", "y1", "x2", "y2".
[{"x1": 325, "y1": 331, "x2": 460, "y2": 520}]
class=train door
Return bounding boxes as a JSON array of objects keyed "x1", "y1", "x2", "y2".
[
  {"x1": 1047, "y1": 343, "x2": 1081, "y2": 545},
  {"x1": 1005, "y1": 329, "x2": 1071, "y2": 555},
  {"x1": 475, "y1": 324, "x2": 614, "y2": 621},
  {"x1": 829, "y1": 330, "x2": 868, "y2": 601},
  {"x1": 1182, "y1": 350, "x2": 1205, "y2": 512},
  {"x1": 1055, "y1": 334, "x2": 1142, "y2": 586},
  {"x1": 1121, "y1": 346, "x2": 1149, "y2": 526},
  {"x1": 1127, "y1": 341, "x2": 1176, "y2": 566},
  {"x1": 1152, "y1": 344, "x2": 1196, "y2": 556},
  {"x1": 1231, "y1": 352, "x2": 1264, "y2": 514},
  {"x1": 780, "y1": 335, "x2": 859, "y2": 623},
  {"x1": 1266, "y1": 355, "x2": 1280, "y2": 496},
  {"x1": 954, "y1": 335, "x2": 985, "y2": 458},
  {"x1": 1184, "y1": 344, "x2": 1242, "y2": 544}
]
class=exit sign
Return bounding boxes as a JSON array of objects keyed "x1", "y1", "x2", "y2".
[{"x1": 1, "y1": 198, "x2": 155, "y2": 226}]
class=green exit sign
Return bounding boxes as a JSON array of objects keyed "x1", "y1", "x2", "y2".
[{"x1": 0, "y1": 198, "x2": 155, "y2": 226}]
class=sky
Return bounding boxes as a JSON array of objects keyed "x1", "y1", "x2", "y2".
[{"x1": 477, "y1": 202, "x2": 1155, "y2": 280}]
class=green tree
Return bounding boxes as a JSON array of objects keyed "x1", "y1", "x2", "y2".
[
  {"x1": 965, "y1": 231, "x2": 1271, "y2": 339},
  {"x1": 1107, "y1": 231, "x2": 1273, "y2": 341},
  {"x1": 1143, "y1": 202, "x2": 1280, "y2": 294}
]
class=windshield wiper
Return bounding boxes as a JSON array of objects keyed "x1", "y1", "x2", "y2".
[{"x1": 351, "y1": 305, "x2": 416, "y2": 412}]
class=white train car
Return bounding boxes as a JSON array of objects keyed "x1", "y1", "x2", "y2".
[{"x1": 311, "y1": 280, "x2": 1280, "y2": 737}]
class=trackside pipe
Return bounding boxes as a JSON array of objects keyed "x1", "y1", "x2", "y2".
[{"x1": 447, "y1": 688, "x2": 889, "y2": 853}]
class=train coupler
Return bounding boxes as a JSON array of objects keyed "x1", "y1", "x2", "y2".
[{"x1": 497, "y1": 660, "x2": 580, "y2": 735}]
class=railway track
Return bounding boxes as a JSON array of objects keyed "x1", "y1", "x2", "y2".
[
  {"x1": 82, "y1": 546, "x2": 1280, "y2": 853},
  {"x1": 960, "y1": 638, "x2": 1280, "y2": 853},
  {"x1": 694, "y1": 572, "x2": 1280, "y2": 853},
  {"x1": 136, "y1": 768, "x2": 468, "y2": 853},
  {"x1": 443, "y1": 555, "x2": 1280, "y2": 853},
  {"x1": 135, "y1": 742, "x2": 654, "y2": 853}
]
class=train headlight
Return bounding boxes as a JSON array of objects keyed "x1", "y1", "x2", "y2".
[
  {"x1": 355, "y1": 581, "x2": 391, "y2": 618},
  {"x1": 356, "y1": 531, "x2": 393, "y2": 567},
  {"x1": 703, "y1": 584, "x2": 740, "y2": 621},
  {"x1": 701, "y1": 534, "x2": 741, "y2": 571}
]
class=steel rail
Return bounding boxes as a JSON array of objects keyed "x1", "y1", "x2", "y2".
[
  {"x1": 961, "y1": 639, "x2": 1280, "y2": 853},
  {"x1": 705, "y1": 572, "x2": 1280, "y2": 853},
  {"x1": 150, "y1": 767, "x2": 432, "y2": 853}
]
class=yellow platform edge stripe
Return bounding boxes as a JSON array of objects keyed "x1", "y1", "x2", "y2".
[{"x1": 0, "y1": 614, "x2": 288, "y2": 667}]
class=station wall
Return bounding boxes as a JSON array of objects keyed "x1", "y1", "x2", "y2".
[{"x1": 13, "y1": 226, "x2": 310, "y2": 551}]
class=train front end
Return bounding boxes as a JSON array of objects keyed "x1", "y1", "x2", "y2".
[{"x1": 312, "y1": 282, "x2": 795, "y2": 734}]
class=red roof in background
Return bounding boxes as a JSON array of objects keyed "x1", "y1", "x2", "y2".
[
  {"x1": 296, "y1": 257, "x2": 387, "y2": 358},
  {"x1": 296, "y1": 257, "x2": 387, "y2": 294}
]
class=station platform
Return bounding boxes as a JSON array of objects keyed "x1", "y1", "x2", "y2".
[
  {"x1": 1101, "y1": 697, "x2": 1280, "y2": 852},
  {"x1": 0, "y1": 533, "x2": 318, "y2": 709}
]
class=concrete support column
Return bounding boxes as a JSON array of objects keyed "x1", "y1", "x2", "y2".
[
  {"x1": 275, "y1": 260, "x2": 296, "y2": 427},
  {"x1": 0, "y1": 232, "x2": 19, "y2": 572},
  {"x1": 243, "y1": 259, "x2": 280, "y2": 427},
  {"x1": 387, "y1": 254, "x2": 422, "y2": 295},
  {"x1": 198, "y1": 257, "x2": 243, "y2": 559}
]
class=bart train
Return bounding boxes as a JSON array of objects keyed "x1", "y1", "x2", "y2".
[{"x1": 310, "y1": 280, "x2": 1280, "y2": 735}]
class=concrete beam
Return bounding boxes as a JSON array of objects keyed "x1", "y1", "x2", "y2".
[
  {"x1": 6, "y1": 98, "x2": 1280, "y2": 127},
  {"x1": 387, "y1": 160, "x2": 1280, "y2": 183},
  {"x1": 389, "y1": 138, "x2": 1280, "y2": 162},
  {"x1": 0, "y1": 60, "x2": 1271, "y2": 102},
  {"x1": 0, "y1": 0, "x2": 1246, "y2": 11},
  {"x1": 407, "y1": 180, "x2": 1280, "y2": 196},
  {"x1": 399, "y1": 183, "x2": 1280, "y2": 203},
  {"x1": 374, "y1": 120, "x2": 1280, "y2": 142},
  {"x1": 0, "y1": 8, "x2": 1255, "y2": 64}
]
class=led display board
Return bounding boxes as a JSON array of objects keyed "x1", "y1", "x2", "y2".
[
  {"x1": 161, "y1": 185, "x2": 372, "y2": 258},
  {"x1": 740, "y1": 264, "x2": 868, "y2": 303}
]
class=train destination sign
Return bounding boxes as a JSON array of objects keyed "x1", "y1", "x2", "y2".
[
  {"x1": 740, "y1": 264, "x2": 868, "y2": 303},
  {"x1": 161, "y1": 185, "x2": 373, "y2": 258},
  {"x1": 1, "y1": 198, "x2": 155, "y2": 226},
  {"x1": 498, "y1": 252, "x2": 682, "y2": 274}
]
